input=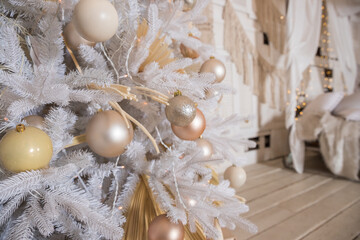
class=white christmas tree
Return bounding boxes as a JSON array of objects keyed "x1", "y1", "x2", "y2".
[{"x1": 0, "y1": 0, "x2": 257, "y2": 239}]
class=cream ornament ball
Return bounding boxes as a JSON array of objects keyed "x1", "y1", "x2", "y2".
[
  {"x1": 63, "y1": 22, "x2": 95, "y2": 50},
  {"x1": 0, "y1": 124, "x2": 53, "y2": 173},
  {"x1": 23, "y1": 115, "x2": 45, "y2": 130},
  {"x1": 72, "y1": 0, "x2": 118, "y2": 42},
  {"x1": 183, "y1": 0, "x2": 197, "y2": 12},
  {"x1": 195, "y1": 138, "x2": 213, "y2": 160},
  {"x1": 200, "y1": 57, "x2": 226, "y2": 83},
  {"x1": 86, "y1": 110, "x2": 133, "y2": 158},
  {"x1": 223, "y1": 166, "x2": 247, "y2": 191}
]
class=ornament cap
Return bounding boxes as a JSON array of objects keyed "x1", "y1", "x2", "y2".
[
  {"x1": 210, "y1": 56, "x2": 215, "y2": 59},
  {"x1": 16, "y1": 124, "x2": 25, "y2": 133},
  {"x1": 174, "y1": 90, "x2": 182, "y2": 97}
]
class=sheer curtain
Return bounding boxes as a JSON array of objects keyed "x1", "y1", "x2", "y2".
[
  {"x1": 328, "y1": 0, "x2": 358, "y2": 93},
  {"x1": 278, "y1": 0, "x2": 323, "y2": 128}
]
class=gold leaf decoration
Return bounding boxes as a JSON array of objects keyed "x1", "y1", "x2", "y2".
[
  {"x1": 122, "y1": 175, "x2": 207, "y2": 240},
  {"x1": 137, "y1": 20, "x2": 175, "y2": 72}
]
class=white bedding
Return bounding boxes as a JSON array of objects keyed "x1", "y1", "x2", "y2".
[{"x1": 290, "y1": 112, "x2": 360, "y2": 180}]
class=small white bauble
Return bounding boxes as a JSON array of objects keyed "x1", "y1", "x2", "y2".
[
  {"x1": 223, "y1": 166, "x2": 246, "y2": 191},
  {"x1": 63, "y1": 22, "x2": 95, "y2": 50},
  {"x1": 72, "y1": 0, "x2": 118, "y2": 42}
]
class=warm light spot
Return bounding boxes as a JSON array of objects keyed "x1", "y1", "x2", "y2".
[
  {"x1": 118, "y1": 206, "x2": 123, "y2": 210},
  {"x1": 300, "y1": 112, "x2": 303, "y2": 115},
  {"x1": 280, "y1": 16, "x2": 284, "y2": 20},
  {"x1": 287, "y1": 90, "x2": 291, "y2": 94},
  {"x1": 143, "y1": 102, "x2": 148, "y2": 105},
  {"x1": 302, "y1": 102, "x2": 306, "y2": 106}
]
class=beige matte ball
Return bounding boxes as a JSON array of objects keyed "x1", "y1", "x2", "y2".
[
  {"x1": 200, "y1": 57, "x2": 226, "y2": 83},
  {"x1": 63, "y1": 22, "x2": 95, "y2": 50},
  {"x1": 86, "y1": 110, "x2": 133, "y2": 158},
  {"x1": 72, "y1": 0, "x2": 118, "y2": 42},
  {"x1": 224, "y1": 166, "x2": 247, "y2": 191},
  {"x1": 23, "y1": 115, "x2": 45, "y2": 130},
  {"x1": 0, "y1": 125, "x2": 53, "y2": 173}
]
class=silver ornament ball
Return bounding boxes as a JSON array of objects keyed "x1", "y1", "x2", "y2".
[{"x1": 165, "y1": 95, "x2": 196, "y2": 127}]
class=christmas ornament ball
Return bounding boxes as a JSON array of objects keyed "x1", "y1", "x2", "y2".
[
  {"x1": 180, "y1": 43, "x2": 199, "y2": 59},
  {"x1": 86, "y1": 110, "x2": 133, "y2": 158},
  {"x1": 200, "y1": 57, "x2": 226, "y2": 83},
  {"x1": 148, "y1": 214, "x2": 185, "y2": 240},
  {"x1": 165, "y1": 95, "x2": 196, "y2": 127},
  {"x1": 183, "y1": 0, "x2": 197, "y2": 12},
  {"x1": 63, "y1": 22, "x2": 95, "y2": 50},
  {"x1": 195, "y1": 138, "x2": 213, "y2": 160},
  {"x1": 72, "y1": 0, "x2": 118, "y2": 42},
  {"x1": 171, "y1": 108, "x2": 206, "y2": 141},
  {"x1": 23, "y1": 115, "x2": 45, "y2": 130},
  {"x1": 0, "y1": 124, "x2": 53, "y2": 173},
  {"x1": 224, "y1": 166, "x2": 247, "y2": 191}
]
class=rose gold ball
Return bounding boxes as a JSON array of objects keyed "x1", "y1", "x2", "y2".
[
  {"x1": 86, "y1": 110, "x2": 133, "y2": 158},
  {"x1": 148, "y1": 214, "x2": 185, "y2": 240},
  {"x1": 165, "y1": 96, "x2": 196, "y2": 127},
  {"x1": 171, "y1": 108, "x2": 206, "y2": 141},
  {"x1": 72, "y1": 0, "x2": 119, "y2": 42},
  {"x1": 200, "y1": 57, "x2": 226, "y2": 83},
  {"x1": 23, "y1": 115, "x2": 45, "y2": 130},
  {"x1": 195, "y1": 138, "x2": 213, "y2": 160},
  {"x1": 63, "y1": 22, "x2": 95, "y2": 50}
]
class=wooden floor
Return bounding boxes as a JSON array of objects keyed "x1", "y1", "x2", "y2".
[{"x1": 222, "y1": 159, "x2": 360, "y2": 240}]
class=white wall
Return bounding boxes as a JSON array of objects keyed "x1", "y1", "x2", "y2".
[{"x1": 210, "y1": 0, "x2": 290, "y2": 166}]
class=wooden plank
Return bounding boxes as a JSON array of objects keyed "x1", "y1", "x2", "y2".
[
  {"x1": 245, "y1": 175, "x2": 330, "y2": 217},
  {"x1": 241, "y1": 171, "x2": 311, "y2": 203},
  {"x1": 246, "y1": 166, "x2": 280, "y2": 180},
  {"x1": 243, "y1": 163, "x2": 269, "y2": 173},
  {"x1": 250, "y1": 183, "x2": 360, "y2": 240},
  {"x1": 235, "y1": 206, "x2": 293, "y2": 240},
  {"x1": 302, "y1": 200, "x2": 360, "y2": 240},
  {"x1": 239, "y1": 169, "x2": 291, "y2": 192},
  {"x1": 261, "y1": 158, "x2": 284, "y2": 168},
  {"x1": 279, "y1": 179, "x2": 350, "y2": 213}
]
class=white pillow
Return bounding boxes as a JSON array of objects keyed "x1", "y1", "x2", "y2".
[
  {"x1": 334, "y1": 108, "x2": 360, "y2": 121},
  {"x1": 333, "y1": 92, "x2": 360, "y2": 115},
  {"x1": 303, "y1": 92, "x2": 344, "y2": 116}
]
